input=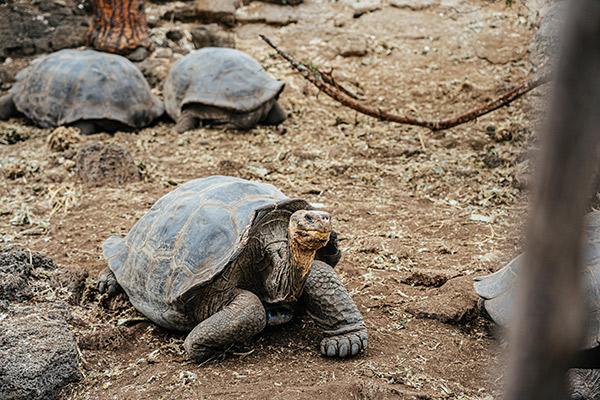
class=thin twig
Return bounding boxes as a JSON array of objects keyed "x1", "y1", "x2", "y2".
[{"x1": 260, "y1": 34, "x2": 551, "y2": 132}]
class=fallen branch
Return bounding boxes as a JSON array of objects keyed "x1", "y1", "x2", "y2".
[{"x1": 260, "y1": 34, "x2": 551, "y2": 132}]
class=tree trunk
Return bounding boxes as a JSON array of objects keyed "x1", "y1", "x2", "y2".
[
  {"x1": 505, "y1": 1, "x2": 600, "y2": 399},
  {"x1": 87, "y1": 0, "x2": 152, "y2": 59}
]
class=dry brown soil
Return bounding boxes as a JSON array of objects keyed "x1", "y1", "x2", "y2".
[{"x1": 0, "y1": 0, "x2": 543, "y2": 398}]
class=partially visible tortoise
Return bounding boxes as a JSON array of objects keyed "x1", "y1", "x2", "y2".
[
  {"x1": 163, "y1": 48, "x2": 287, "y2": 133},
  {"x1": 474, "y1": 211, "x2": 600, "y2": 400},
  {"x1": 0, "y1": 49, "x2": 163, "y2": 134},
  {"x1": 99, "y1": 176, "x2": 367, "y2": 361}
]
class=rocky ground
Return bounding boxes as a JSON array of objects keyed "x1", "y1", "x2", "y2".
[{"x1": 0, "y1": 0, "x2": 556, "y2": 398}]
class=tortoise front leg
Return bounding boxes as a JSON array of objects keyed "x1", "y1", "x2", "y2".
[
  {"x1": 302, "y1": 260, "x2": 368, "y2": 358},
  {"x1": 184, "y1": 289, "x2": 266, "y2": 362},
  {"x1": 0, "y1": 94, "x2": 16, "y2": 120},
  {"x1": 175, "y1": 109, "x2": 199, "y2": 133}
]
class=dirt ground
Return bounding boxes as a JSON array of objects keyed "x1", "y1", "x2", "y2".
[{"x1": 0, "y1": 0, "x2": 544, "y2": 398}]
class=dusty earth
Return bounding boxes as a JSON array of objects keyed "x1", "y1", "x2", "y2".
[{"x1": 0, "y1": 0, "x2": 549, "y2": 398}]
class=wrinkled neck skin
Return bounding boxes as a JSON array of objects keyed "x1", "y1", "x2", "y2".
[
  {"x1": 263, "y1": 235, "x2": 316, "y2": 304},
  {"x1": 569, "y1": 368, "x2": 600, "y2": 400}
]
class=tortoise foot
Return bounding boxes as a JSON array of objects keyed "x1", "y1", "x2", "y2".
[
  {"x1": 97, "y1": 267, "x2": 122, "y2": 297},
  {"x1": 320, "y1": 329, "x2": 368, "y2": 358}
]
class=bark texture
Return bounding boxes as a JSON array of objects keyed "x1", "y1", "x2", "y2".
[
  {"x1": 505, "y1": 1, "x2": 600, "y2": 399},
  {"x1": 88, "y1": 0, "x2": 152, "y2": 56}
]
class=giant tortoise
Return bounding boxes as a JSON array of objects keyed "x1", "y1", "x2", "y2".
[
  {"x1": 99, "y1": 176, "x2": 367, "y2": 361},
  {"x1": 163, "y1": 48, "x2": 287, "y2": 133},
  {"x1": 0, "y1": 49, "x2": 163, "y2": 134},
  {"x1": 474, "y1": 211, "x2": 600, "y2": 400}
]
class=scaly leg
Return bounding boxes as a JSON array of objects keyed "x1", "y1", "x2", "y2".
[
  {"x1": 184, "y1": 289, "x2": 266, "y2": 362},
  {"x1": 175, "y1": 109, "x2": 198, "y2": 133},
  {"x1": 0, "y1": 94, "x2": 16, "y2": 120},
  {"x1": 302, "y1": 260, "x2": 368, "y2": 358},
  {"x1": 262, "y1": 101, "x2": 287, "y2": 125}
]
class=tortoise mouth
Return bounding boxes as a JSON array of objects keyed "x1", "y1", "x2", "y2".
[{"x1": 293, "y1": 229, "x2": 331, "y2": 249}]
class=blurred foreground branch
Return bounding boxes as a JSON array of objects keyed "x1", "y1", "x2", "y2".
[
  {"x1": 506, "y1": 1, "x2": 600, "y2": 399},
  {"x1": 260, "y1": 34, "x2": 550, "y2": 132}
]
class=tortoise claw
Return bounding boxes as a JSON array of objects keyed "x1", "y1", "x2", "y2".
[
  {"x1": 97, "y1": 267, "x2": 121, "y2": 298},
  {"x1": 320, "y1": 329, "x2": 368, "y2": 358}
]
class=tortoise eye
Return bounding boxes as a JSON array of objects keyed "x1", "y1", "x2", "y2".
[{"x1": 305, "y1": 214, "x2": 313, "y2": 223}]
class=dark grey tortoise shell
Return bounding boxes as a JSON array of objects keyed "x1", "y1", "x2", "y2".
[
  {"x1": 103, "y1": 176, "x2": 314, "y2": 329},
  {"x1": 11, "y1": 49, "x2": 163, "y2": 128},
  {"x1": 474, "y1": 211, "x2": 600, "y2": 349},
  {"x1": 163, "y1": 47, "x2": 284, "y2": 122}
]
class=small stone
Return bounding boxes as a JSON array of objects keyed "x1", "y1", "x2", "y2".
[
  {"x1": 400, "y1": 268, "x2": 459, "y2": 288},
  {"x1": 475, "y1": 30, "x2": 528, "y2": 65},
  {"x1": 336, "y1": 36, "x2": 368, "y2": 57},
  {"x1": 469, "y1": 213, "x2": 493, "y2": 223},
  {"x1": 405, "y1": 276, "x2": 479, "y2": 324},
  {"x1": 390, "y1": 0, "x2": 437, "y2": 10},
  {"x1": 341, "y1": 0, "x2": 381, "y2": 17},
  {"x1": 235, "y1": 2, "x2": 299, "y2": 26},
  {"x1": 166, "y1": 29, "x2": 184, "y2": 42},
  {"x1": 75, "y1": 142, "x2": 141, "y2": 187},
  {"x1": 136, "y1": 57, "x2": 171, "y2": 88},
  {"x1": 195, "y1": 0, "x2": 238, "y2": 27},
  {"x1": 47, "y1": 127, "x2": 81, "y2": 152},
  {"x1": 179, "y1": 370, "x2": 198, "y2": 384},
  {"x1": 246, "y1": 165, "x2": 269, "y2": 178},
  {"x1": 190, "y1": 25, "x2": 236, "y2": 49},
  {"x1": 154, "y1": 47, "x2": 173, "y2": 59}
]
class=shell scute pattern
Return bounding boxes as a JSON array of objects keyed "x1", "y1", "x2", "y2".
[
  {"x1": 475, "y1": 211, "x2": 600, "y2": 349},
  {"x1": 10, "y1": 49, "x2": 163, "y2": 128},
  {"x1": 103, "y1": 176, "x2": 305, "y2": 329},
  {"x1": 163, "y1": 47, "x2": 284, "y2": 121}
]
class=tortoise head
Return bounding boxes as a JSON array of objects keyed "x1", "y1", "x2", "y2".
[
  {"x1": 264, "y1": 210, "x2": 333, "y2": 304},
  {"x1": 288, "y1": 210, "x2": 332, "y2": 251}
]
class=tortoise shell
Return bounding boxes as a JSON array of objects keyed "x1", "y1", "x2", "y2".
[
  {"x1": 474, "y1": 211, "x2": 600, "y2": 349},
  {"x1": 10, "y1": 49, "x2": 163, "y2": 129},
  {"x1": 163, "y1": 47, "x2": 284, "y2": 122},
  {"x1": 103, "y1": 176, "x2": 312, "y2": 330}
]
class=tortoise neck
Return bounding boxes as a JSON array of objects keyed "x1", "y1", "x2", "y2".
[
  {"x1": 263, "y1": 239, "x2": 314, "y2": 303},
  {"x1": 257, "y1": 212, "x2": 315, "y2": 303}
]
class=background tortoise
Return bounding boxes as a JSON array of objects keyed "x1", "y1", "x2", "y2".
[
  {"x1": 99, "y1": 176, "x2": 367, "y2": 361},
  {"x1": 163, "y1": 48, "x2": 287, "y2": 133},
  {"x1": 0, "y1": 49, "x2": 163, "y2": 134},
  {"x1": 474, "y1": 211, "x2": 600, "y2": 400}
]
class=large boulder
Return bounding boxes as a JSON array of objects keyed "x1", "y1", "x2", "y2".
[
  {"x1": 0, "y1": 304, "x2": 82, "y2": 400},
  {"x1": 0, "y1": 247, "x2": 83, "y2": 400},
  {"x1": 0, "y1": 0, "x2": 89, "y2": 61}
]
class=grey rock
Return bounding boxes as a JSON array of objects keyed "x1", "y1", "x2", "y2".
[
  {"x1": 335, "y1": 36, "x2": 368, "y2": 57},
  {"x1": 136, "y1": 56, "x2": 172, "y2": 87},
  {"x1": 0, "y1": 247, "x2": 56, "y2": 302},
  {"x1": 0, "y1": 0, "x2": 88, "y2": 61},
  {"x1": 195, "y1": 0, "x2": 238, "y2": 26},
  {"x1": 190, "y1": 24, "x2": 236, "y2": 49},
  {"x1": 341, "y1": 0, "x2": 381, "y2": 17},
  {"x1": 0, "y1": 303, "x2": 82, "y2": 400},
  {"x1": 235, "y1": 2, "x2": 299, "y2": 26},
  {"x1": 390, "y1": 0, "x2": 437, "y2": 10},
  {"x1": 75, "y1": 142, "x2": 141, "y2": 187}
]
